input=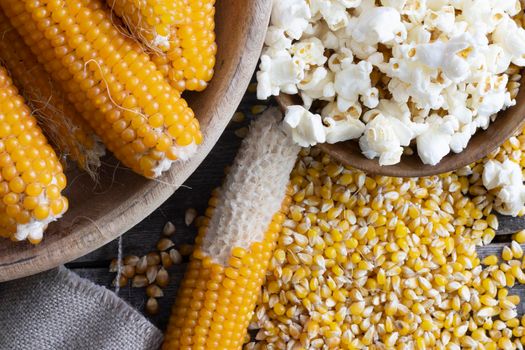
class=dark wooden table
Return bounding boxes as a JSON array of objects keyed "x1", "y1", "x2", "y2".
[{"x1": 67, "y1": 87, "x2": 525, "y2": 332}]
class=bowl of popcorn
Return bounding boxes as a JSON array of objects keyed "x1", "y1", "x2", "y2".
[{"x1": 259, "y1": 0, "x2": 525, "y2": 177}]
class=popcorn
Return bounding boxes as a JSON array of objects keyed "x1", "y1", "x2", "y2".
[
  {"x1": 298, "y1": 67, "x2": 335, "y2": 108},
  {"x1": 415, "y1": 33, "x2": 476, "y2": 82},
  {"x1": 271, "y1": 0, "x2": 311, "y2": 40},
  {"x1": 351, "y1": 7, "x2": 407, "y2": 44},
  {"x1": 283, "y1": 106, "x2": 326, "y2": 147},
  {"x1": 309, "y1": 0, "x2": 353, "y2": 31},
  {"x1": 483, "y1": 159, "x2": 525, "y2": 216},
  {"x1": 257, "y1": 51, "x2": 304, "y2": 100},
  {"x1": 258, "y1": 0, "x2": 525, "y2": 166},
  {"x1": 492, "y1": 16, "x2": 525, "y2": 66},
  {"x1": 416, "y1": 116, "x2": 456, "y2": 165},
  {"x1": 334, "y1": 60, "x2": 373, "y2": 111},
  {"x1": 290, "y1": 37, "x2": 327, "y2": 67},
  {"x1": 424, "y1": 7, "x2": 455, "y2": 34},
  {"x1": 359, "y1": 111, "x2": 414, "y2": 165},
  {"x1": 324, "y1": 115, "x2": 365, "y2": 143}
]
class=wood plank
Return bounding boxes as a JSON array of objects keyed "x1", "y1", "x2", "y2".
[
  {"x1": 477, "y1": 242, "x2": 525, "y2": 259},
  {"x1": 496, "y1": 215, "x2": 525, "y2": 236}
]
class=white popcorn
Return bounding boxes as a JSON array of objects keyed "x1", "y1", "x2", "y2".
[
  {"x1": 257, "y1": 51, "x2": 304, "y2": 99},
  {"x1": 492, "y1": 16, "x2": 525, "y2": 66},
  {"x1": 424, "y1": 7, "x2": 455, "y2": 34},
  {"x1": 361, "y1": 87, "x2": 379, "y2": 108},
  {"x1": 310, "y1": 0, "x2": 352, "y2": 31},
  {"x1": 271, "y1": 0, "x2": 311, "y2": 40},
  {"x1": 324, "y1": 116, "x2": 366, "y2": 143},
  {"x1": 359, "y1": 112, "x2": 414, "y2": 165},
  {"x1": 265, "y1": 27, "x2": 293, "y2": 51},
  {"x1": 290, "y1": 37, "x2": 327, "y2": 67},
  {"x1": 283, "y1": 106, "x2": 326, "y2": 147},
  {"x1": 258, "y1": 0, "x2": 525, "y2": 166},
  {"x1": 351, "y1": 7, "x2": 407, "y2": 45},
  {"x1": 298, "y1": 67, "x2": 335, "y2": 108},
  {"x1": 334, "y1": 60, "x2": 373, "y2": 111},
  {"x1": 402, "y1": 0, "x2": 428, "y2": 23},
  {"x1": 483, "y1": 159, "x2": 525, "y2": 216},
  {"x1": 415, "y1": 33, "x2": 476, "y2": 82},
  {"x1": 416, "y1": 116, "x2": 457, "y2": 165}
]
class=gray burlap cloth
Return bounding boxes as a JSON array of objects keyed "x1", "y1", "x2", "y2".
[{"x1": 0, "y1": 266, "x2": 163, "y2": 350}]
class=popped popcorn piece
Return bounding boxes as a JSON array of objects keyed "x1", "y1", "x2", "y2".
[
  {"x1": 359, "y1": 111, "x2": 414, "y2": 165},
  {"x1": 283, "y1": 106, "x2": 326, "y2": 147},
  {"x1": 483, "y1": 159, "x2": 525, "y2": 216},
  {"x1": 492, "y1": 16, "x2": 525, "y2": 66},
  {"x1": 416, "y1": 115, "x2": 457, "y2": 165},
  {"x1": 271, "y1": 0, "x2": 311, "y2": 40},
  {"x1": 334, "y1": 60, "x2": 373, "y2": 111},
  {"x1": 298, "y1": 67, "x2": 335, "y2": 108},
  {"x1": 351, "y1": 6, "x2": 407, "y2": 45},
  {"x1": 257, "y1": 51, "x2": 304, "y2": 100},
  {"x1": 324, "y1": 115, "x2": 365, "y2": 143}
]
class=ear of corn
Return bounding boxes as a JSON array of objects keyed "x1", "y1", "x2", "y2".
[
  {"x1": 0, "y1": 65, "x2": 68, "y2": 244},
  {"x1": 106, "y1": 0, "x2": 183, "y2": 52},
  {"x1": 152, "y1": 0, "x2": 217, "y2": 92},
  {"x1": 0, "y1": 9, "x2": 104, "y2": 175},
  {"x1": 162, "y1": 109, "x2": 300, "y2": 349},
  {"x1": 2, "y1": 0, "x2": 203, "y2": 178}
]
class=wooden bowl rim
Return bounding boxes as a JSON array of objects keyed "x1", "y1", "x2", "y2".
[{"x1": 0, "y1": 0, "x2": 272, "y2": 282}]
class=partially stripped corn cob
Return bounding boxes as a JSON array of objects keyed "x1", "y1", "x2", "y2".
[
  {"x1": 152, "y1": 0, "x2": 217, "y2": 92},
  {"x1": 106, "y1": 0, "x2": 183, "y2": 51},
  {"x1": 2, "y1": 0, "x2": 202, "y2": 178},
  {"x1": 162, "y1": 109, "x2": 300, "y2": 349},
  {"x1": 0, "y1": 66, "x2": 68, "y2": 244},
  {"x1": 0, "y1": 9, "x2": 104, "y2": 175}
]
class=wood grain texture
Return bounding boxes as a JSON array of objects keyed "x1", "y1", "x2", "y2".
[
  {"x1": 276, "y1": 76, "x2": 525, "y2": 177},
  {"x1": 0, "y1": 0, "x2": 273, "y2": 282}
]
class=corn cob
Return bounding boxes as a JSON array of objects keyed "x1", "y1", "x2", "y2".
[
  {"x1": 0, "y1": 9, "x2": 104, "y2": 175},
  {"x1": 162, "y1": 109, "x2": 300, "y2": 349},
  {"x1": 1, "y1": 0, "x2": 202, "y2": 178},
  {"x1": 106, "y1": 0, "x2": 184, "y2": 51},
  {"x1": 152, "y1": 0, "x2": 217, "y2": 92},
  {"x1": 0, "y1": 65, "x2": 68, "y2": 244}
]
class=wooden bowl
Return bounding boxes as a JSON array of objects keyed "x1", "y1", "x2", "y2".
[
  {"x1": 277, "y1": 82, "x2": 525, "y2": 177},
  {"x1": 0, "y1": 0, "x2": 272, "y2": 282}
]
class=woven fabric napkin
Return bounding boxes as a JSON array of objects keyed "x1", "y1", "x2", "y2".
[{"x1": 0, "y1": 267, "x2": 163, "y2": 350}]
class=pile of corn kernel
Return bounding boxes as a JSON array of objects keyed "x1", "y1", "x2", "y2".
[{"x1": 247, "y1": 129, "x2": 525, "y2": 349}]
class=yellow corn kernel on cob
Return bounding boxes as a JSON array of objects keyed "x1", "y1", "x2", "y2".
[
  {"x1": 2, "y1": 0, "x2": 202, "y2": 179},
  {"x1": 0, "y1": 66, "x2": 68, "y2": 244},
  {"x1": 152, "y1": 0, "x2": 217, "y2": 92},
  {"x1": 0, "y1": 9, "x2": 104, "y2": 175},
  {"x1": 162, "y1": 109, "x2": 300, "y2": 349},
  {"x1": 106, "y1": 0, "x2": 184, "y2": 51}
]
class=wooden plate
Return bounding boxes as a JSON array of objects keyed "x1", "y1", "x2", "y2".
[
  {"x1": 277, "y1": 78, "x2": 525, "y2": 178},
  {"x1": 0, "y1": 0, "x2": 272, "y2": 282}
]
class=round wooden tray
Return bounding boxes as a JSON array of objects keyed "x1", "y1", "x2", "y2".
[{"x1": 0, "y1": 0, "x2": 272, "y2": 282}]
